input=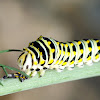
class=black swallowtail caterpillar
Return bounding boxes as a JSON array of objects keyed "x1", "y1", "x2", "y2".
[{"x1": 3, "y1": 36, "x2": 100, "y2": 82}]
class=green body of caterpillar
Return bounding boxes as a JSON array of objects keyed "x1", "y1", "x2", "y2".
[{"x1": 17, "y1": 36, "x2": 100, "y2": 78}]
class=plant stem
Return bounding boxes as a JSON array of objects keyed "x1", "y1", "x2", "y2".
[
  {"x1": 0, "y1": 62, "x2": 100, "y2": 96},
  {"x1": 2, "y1": 67, "x2": 8, "y2": 77},
  {"x1": 0, "y1": 81, "x2": 3, "y2": 86},
  {"x1": 0, "y1": 49, "x2": 22, "y2": 54}
]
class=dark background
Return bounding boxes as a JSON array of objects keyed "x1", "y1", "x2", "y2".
[{"x1": 0, "y1": 0, "x2": 100, "y2": 100}]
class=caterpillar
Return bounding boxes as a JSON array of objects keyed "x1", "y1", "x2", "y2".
[{"x1": 3, "y1": 36, "x2": 100, "y2": 82}]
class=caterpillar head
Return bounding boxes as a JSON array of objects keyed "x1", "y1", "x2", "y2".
[{"x1": 17, "y1": 51, "x2": 33, "y2": 75}]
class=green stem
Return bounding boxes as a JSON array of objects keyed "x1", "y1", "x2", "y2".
[
  {"x1": 0, "y1": 81, "x2": 3, "y2": 86},
  {"x1": 2, "y1": 67, "x2": 8, "y2": 77},
  {"x1": 0, "y1": 49, "x2": 22, "y2": 53},
  {"x1": 0, "y1": 62, "x2": 100, "y2": 96}
]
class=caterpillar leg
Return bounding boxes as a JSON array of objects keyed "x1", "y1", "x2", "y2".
[
  {"x1": 56, "y1": 68, "x2": 63, "y2": 72},
  {"x1": 76, "y1": 62, "x2": 84, "y2": 68},
  {"x1": 3, "y1": 72, "x2": 28, "y2": 82},
  {"x1": 39, "y1": 69, "x2": 46, "y2": 77},
  {"x1": 59, "y1": 66, "x2": 66, "y2": 70},
  {"x1": 85, "y1": 60, "x2": 93, "y2": 66},
  {"x1": 67, "y1": 64, "x2": 74, "y2": 70},
  {"x1": 53, "y1": 65, "x2": 65, "y2": 72},
  {"x1": 30, "y1": 71, "x2": 37, "y2": 77}
]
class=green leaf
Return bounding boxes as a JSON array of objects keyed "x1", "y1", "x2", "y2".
[{"x1": 2, "y1": 67, "x2": 8, "y2": 77}]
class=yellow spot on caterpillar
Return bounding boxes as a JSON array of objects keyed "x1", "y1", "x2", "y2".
[
  {"x1": 25, "y1": 48, "x2": 28, "y2": 51},
  {"x1": 40, "y1": 52, "x2": 42, "y2": 55},
  {"x1": 34, "y1": 61, "x2": 38, "y2": 65},
  {"x1": 78, "y1": 41, "x2": 81, "y2": 45},
  {"x1": 87, "y1": 56, "x2": 91, "y2": 61},
  {"x1": 48, "y1": 41, "x2": 51, "y2": 45},
  {"x1": 80, "y1": 49, "x2": 83, "y2": 53},
  {"x1": 95, "y1": 54, "x2": 99, "y2": 59},
  {"x1": 98, "y1": 46, "x2": 100, "y2": 50},
  {"x1": 48, "y1": 59, "x2": 54, "y2": 64},
  {"x1": 15, "y1": 76, "x2": 18, "y2": 78},
  {"x1": 73, "y1": 51, "x2": 76, "y2": 55},
  {"x1": 18, "y1": 72, "x2": 20, "y2": 74},
  {"x1": 61, "y1": 43, "x2": 64, "y2": 46},
  {"x1": 78, "y1": 58, "x2": 82, "y2": 63},
  {"x1": 23, "y1": 76, "x2": 25, "y2": 79},
  {"x1": 86, "y1": 40, "x2": 90, "y2": 43},
  {"x1": 71, "y1": 43, "x2": 74, "y2": 46},
  {"x1": 65, "y1": 44, "x2": 68, "y2": 47},
  {"x1": 37, "y1": 35, "x2": 43, "y2": 40},
  {"x1": 89, "y1": 47, "x2": 92, "y2": 52},
  {"x1": 57, "y1": 42, "x2": 59, "y2": 45},
  {"x1": 62, "y1": 62, "x2": 67, "y2": 66},
  {"x1": 59, "y1": 60, "x2": 63, "y2": 64},
  {"x1": 67, "y1": 52, "x2": 70, "y2": 56},
  {"x1": 55, "y1": 60, "x2": 59, "y2": 64},
  {"x1": 28, "y1": 51, "x2": 31, "y2": 54},
  {"x1": 70, "y1": 61, "x2": 74, "y2": 65},
  {"x1": 51, "y1": 49, "x2": 55, "y2": 53},
  {"x1": 59, "y1": 50, "x2": 61, "y2": 54},
  {"x1": 32, "y1": 55, "x2": 34, "y2": 59},
  {"x1": 63, "y1": 51, "x2": 65, "y2": 55},
  {"x1": 96, "y1": 40, "x2": 99, "y2": 43},
  {"x1": 40, "y1": 60, "x2": 45, "y2": 64}
]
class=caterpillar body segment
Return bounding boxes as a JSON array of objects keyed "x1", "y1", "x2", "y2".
[
  {"x1": 16, "y1": 36, "x2": 100, "y2": 79},
  {"x1": 72, "y1": 40, "x2": 84, "y2": 67},
  {"x1": 92, "y1": 39, "x2": 100, "y2": 62}
]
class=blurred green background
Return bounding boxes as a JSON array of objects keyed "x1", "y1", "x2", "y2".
[{"x1": 0, "y1": 0, "x2": 100, "y2": 100}]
